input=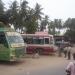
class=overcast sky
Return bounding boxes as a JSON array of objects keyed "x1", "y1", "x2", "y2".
[{"x1": 3, "y1": 0, "x2": 75, "y2": 21}]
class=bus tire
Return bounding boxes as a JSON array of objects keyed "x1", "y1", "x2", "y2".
[{"x1": 35, "y1": 48, "x2": 43, "y2": 55}]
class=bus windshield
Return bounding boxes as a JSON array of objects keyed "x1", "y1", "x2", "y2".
[
  {"x1": 6, "y1": 32, "x2": 24, "y2": 44},
  {"x1": 33, "y1": 37, "x2": 44, "y2": 44}
]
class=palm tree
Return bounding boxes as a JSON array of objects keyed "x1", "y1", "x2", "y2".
[
  {"x1": 64, "y1": 18, "x2": 72, "y2": 30},
  {"x1": 0, "y1": 0, "x2": 4, "y2": 15},
  {"x1": 40, "y1": 15, "x2": 49, "y2": 31},
  {"x1": 34, "y1": 3, "x2": 44, "y2": 31},
  {"x1": 18, "y1": 0, "x2": 29, "y2": 32},
  {"x1": 54, "y1": 19, "x2": 63, "y2": 35},
  {"x1": 49, "y1": 21, "x2": 56, "y2": 35},
  {"x1": 25, "y1": 9, "x2": 37, "y2": 33},
  {"x1": 7, "y1": 0, "x2": 19, "y2": 29},
  {"x1": 64, "y1": 18, "x2": 75, "y2": 42}
]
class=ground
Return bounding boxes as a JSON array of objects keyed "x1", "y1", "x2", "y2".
[{"x1": 0, "y1": 54, "x2": 71, "y2": 75}]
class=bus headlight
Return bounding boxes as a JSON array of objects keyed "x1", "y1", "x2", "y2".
[
  {"x1": 10, "y1": 48, "x2": 15, "y2": 56},
  {"x1": 10, "y1": 50, "x2": 16, "y2": 61}
]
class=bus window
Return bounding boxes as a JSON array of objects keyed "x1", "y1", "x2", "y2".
[
  {"x1": 6, "y1": 32, "x2": 24, "y2": 44},
  {"x1": 24, "y1": 37, "x2": 33, "y2": 44},
  {"x1": 7, "y1": 36, "x2": 24, "y2": 44},
  {"x1": 44, "y1": 38, "x2": 49, "y2": 44},
  {"x1": 28, "y1": 37, "x2": 33, "y2": 44},
  {"x1": 33, "y1": 37, "x2": 44, "y2": 44},
  {"x1": 0, "y1": 32, "x2": 8, "y2": 47},
  {"x1": 50, "y1": 37, "x2": 54, "y2": 44},
  {"x1": 22, "y1": 37, "x2": 28, "y2": 44}
]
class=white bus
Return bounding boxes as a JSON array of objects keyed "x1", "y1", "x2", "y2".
[{"x1": 22, "y1": 32, "x2": 56, "y2": 55}]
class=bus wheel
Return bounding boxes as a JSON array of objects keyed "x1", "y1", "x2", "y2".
[{"x1": 35, "y1": 48, "x2": 43, "y2": 55}]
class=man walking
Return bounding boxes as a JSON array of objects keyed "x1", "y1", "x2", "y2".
[
  {"x1": 67, "y1": 44, "x2": 71, "y2": 60},
  {"x1": 66, "y1": 61, "x2": 75, "y2": 75},
  {"x1": 71, "y1": 44, "x2": 75, "y2": 60},
  {"x1": 58, "y1": 43, "x2": 64, "y2": 57},
  {"x1": 64, "y1": 46, "x2": 68, "y2": 58}
]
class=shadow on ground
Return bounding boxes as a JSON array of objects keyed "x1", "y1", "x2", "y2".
[{"x1": 0, "y1": 60, "x2": 26, "y2": 66}]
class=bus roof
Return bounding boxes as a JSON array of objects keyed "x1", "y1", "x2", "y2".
[
  {"x1": 21, "y1": 32, "x2": 53, "y2": 37},
  {"x1": 35, "y1": 31, "x2": 48, "y2": 35}
]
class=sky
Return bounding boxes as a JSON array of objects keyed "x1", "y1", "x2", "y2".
[{"x1": 2, "y1": 0, "x2": 75, "y2": 21}]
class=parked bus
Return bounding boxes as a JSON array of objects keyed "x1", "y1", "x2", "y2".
[
  {"x1": 0, "y1": 22, "x2": 26, "y2": 61},
  {"x1": 54, "y1": 35, "x2": 64, "y2": 46},
  {"x1": 22, "y1": 32, "x2": 57, "y2": 55},
  {"x1": 54, "y1": 35, "x2": 69, "y2": 48}
]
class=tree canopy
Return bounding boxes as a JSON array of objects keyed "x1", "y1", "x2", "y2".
[{"x1": 0, "y1": 0, "x2": 75, "y2": 43}]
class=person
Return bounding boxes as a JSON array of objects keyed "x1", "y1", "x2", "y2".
[
  {"x1": 71, "y1": 44, "x2": 75, "y2": 60},
  {"x1": 66, "y1": 61, "x2": 75, "y2": 75},
  {"x1": 64, "y1": 46, "x2": 68, "y2": 58},
  {"x1": 67, "y1": 44, "x2": 71, "y2": 60},
  {"x1": 32, "y1": 52, "x2": 40, "y2": 58},
  {"x1": 58, "y1": 43, "x2": 64, "y2": 57}
]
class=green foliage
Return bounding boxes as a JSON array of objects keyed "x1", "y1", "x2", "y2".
[
  {"x1": 34, "y1": 3, "x2": 44, "y2": 31},
  {"x1": 40, "y1": 15, "x2": 49, "y2": 31},
  {"x1": 64, "y1": 18, "x2": 75, "y2": 30},
  {"x1": 0, "y1": 0, "x2": 4, "y2": 15},
  {"x1": 48, "y1": 19, "x2": 63, "y2": 35},
  {"x1": 25, "y1": 9, "x2": 38, "y2": 33},
  {"x1": 54, "y1": 19, "x2": 63, "y2": 29},
  {"x1": 48, "y1": 21, "x2": 55, "y2": 35},
  {"x1": 34, "y1": 3, "x2": 43, "y2": 20},
  {"x1": 64, "y1": 18, "x2": 75, "y2": 42},
  {"x1": 5, "y1": 0, "x2": 41, "y2": 33},
  {"x1": 1, "y1": 0, "x2": 75, "y2": 38}
]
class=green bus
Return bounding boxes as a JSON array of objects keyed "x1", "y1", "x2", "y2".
[{"x1": 0, "y1": 25, "x2": 26, "y2": 61}]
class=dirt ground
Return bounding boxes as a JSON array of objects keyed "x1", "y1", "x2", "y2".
[{"x1": 0, "y1": 54, "x2": 69, "y2": 75}]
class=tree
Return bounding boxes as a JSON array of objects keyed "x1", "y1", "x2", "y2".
[
  {"x1": 64, "y1": 18, "x2": 71, "y2": 29},
  {"x1": 6, "y1": 0, "x2": 19, "y2": 29},
  {"x1": 34, "y1": 3, "x2": 43, "y2": 20},
  {"x1": 0, "y1": 0, "x2": 9, "y2": 26},
  {"x1": 0, "y1": 14, "x2": 10, "y2": 25},
  {"x1": 34, "y1": 3, "x2": 44, "y2": 31},
  {"x1": 4, "y1": 0, "x2": 65, "y2": 35},
  {"x1": 25, "y1": 9, "x2": 37, "y2": 33},
  {"x1": 48, "y1": 19, "x2": 63, "y2": 35},
  {"x1": 5, "y1": 0, "x2": 39, "y2": 33},
  {"x1": 0, "y1": 0, "x2": 4, "y2": 15},
  {"x1": 64, "y1": 18, "x2": 75, "y2": 31},
  {"x1": 48, "y1": 21, "x2": 56, "y2": 35},
  {"x1": 19, "y1": 0, "x2": 38, "y2": 33},
  {"x1": 18, "y1": 0, "x2": 29, "y2": 32},
  {"x1": 64, "y1": 18, "x2": 75, "y2": 42},
  {"x1": 54, "y1": 19, "x2": 63, "y2": 34},
  {"x1": 40, "y1": 15, "x2": 49, "y2": 31}
]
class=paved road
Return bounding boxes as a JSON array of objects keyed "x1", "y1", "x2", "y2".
[
  {"x1": 19, "y1": 64, "x2": 67, "y2": 75},
  {"x1": 0, "y1": 55, "x2": 72, "y2": 75},
  {"x1": 27, "y1": 65, "x2": 66, "y2": 75},
  {"x1": 18, "y1": 57, "x2": 70, "y2": 75}
]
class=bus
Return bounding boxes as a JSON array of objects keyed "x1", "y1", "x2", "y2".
[
  {"x1": 22, "y1": 32, "x2": 57, "y2": 55},
  {"x1": 0, "y1": 22, "x2": 26, "y2": 61},
  {"x1": 54, "y1": 35, "x2": 69, "y2": 48},
  {"x1": 54, "y1": 35, "x2": 64, "y2": 46}
]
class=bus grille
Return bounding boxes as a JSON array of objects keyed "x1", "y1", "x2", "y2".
[{"x1": 15, "y1": 47, "x2": 25, "y2": 57}]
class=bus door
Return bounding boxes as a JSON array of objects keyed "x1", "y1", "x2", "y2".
[
  {"x1": 44, "y1": 37, "x2": 49, "y2": 44},
  {"x1": 0, "y1": 32, "x2": 9, "y2": 60}
]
